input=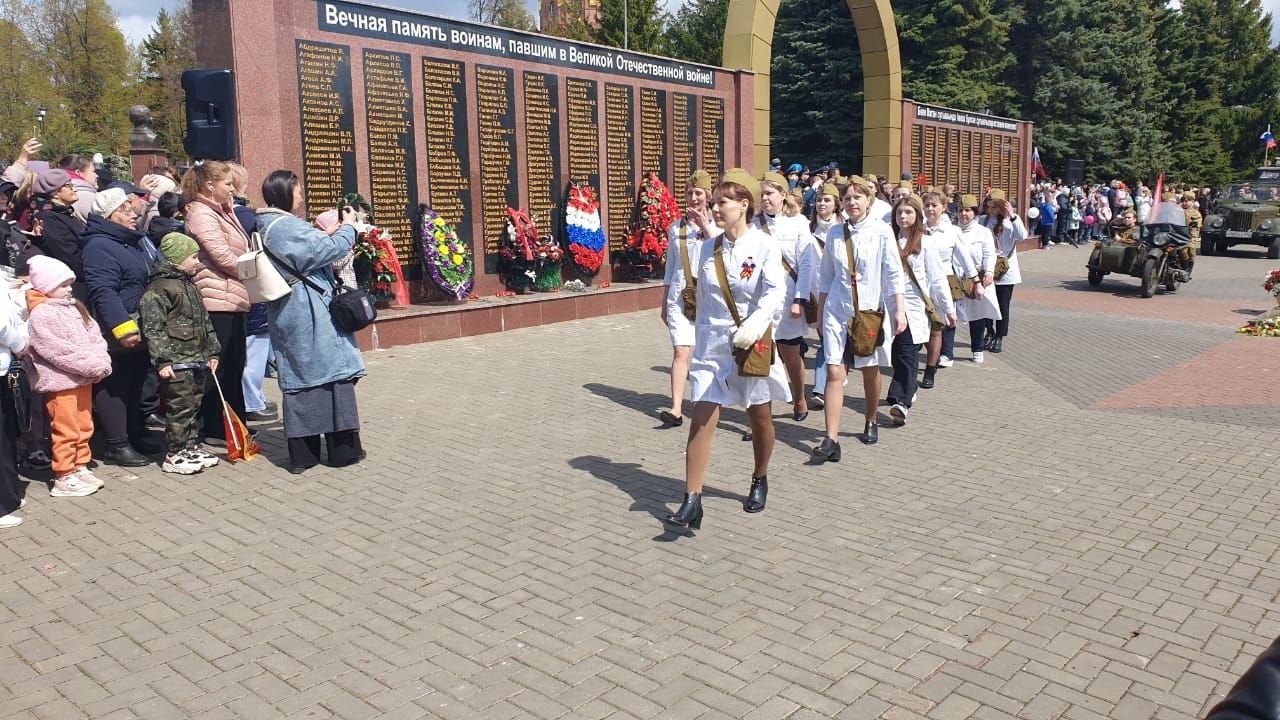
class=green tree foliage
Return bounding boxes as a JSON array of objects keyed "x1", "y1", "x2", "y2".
[
  {"x1": 0, "y1": 3, "x2": 57, "y2": 160},
  {"x1": 768, "y1": 0, "x2": 864, "y2": 172},
  {"x1": 894, "y1": 0, "x2": 1020, "y2": 115},
  {"x1": 138, "y1": 3, "x2": 195, "y2": 162},
  {"x1": 595, "y1": 0, "x2": 666, "y2": 53},
  {"x1": 661, "y1": 0, "x2": 728, "y2": 66},
  {"x1": 468, "y1": 0, "x2": 536, "y2": 31},
  {"x1": 541, "y1": 1, "x2": 595, "y2": 42}
]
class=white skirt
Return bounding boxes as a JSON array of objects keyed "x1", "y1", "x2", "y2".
[
  {"x1": 689, "y1": 326, "x2": 791, "y2": 407},
  {"x1": 821, "y1": 310, "x2": 890, "y2": 369},
  {"x1": 668, "y1": 314, "x2": 695, "y2": 347},
  {"x1": 957, "y1": 289, "x2": 1002, "y2": 323},
  {"x1": 775, "y1": 306, "x2": 810, "y2": 341}
]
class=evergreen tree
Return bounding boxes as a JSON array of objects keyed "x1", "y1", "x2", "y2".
[
  {"x1": 661, "y1": 0, "x2": 728, "y2": 66},
  {"x1": 769, "y1": 0, "x2": 863, "y2": 171},
  {"x1": 894, "y1": 0, "x2": 1020, "y2": 115},
  {"x1": 595, "y1": 0, "x2": 665, "y2": 54},
  {"x1": 1155, "y1": 0, "x2": 1233, "y2": 186},
  {"x1": 468, "y1": 0, "x2": 536, "y2": 31},
  {"x1": 139, "y1": 3, "x2": 195, "y2": 162}
]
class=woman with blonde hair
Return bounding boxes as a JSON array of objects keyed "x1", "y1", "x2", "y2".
[
  {"x1": 811, "y1": 179, "x2": 906, "y2": 462},
  {"x1": 807, "y1": 182, "x2": 840, "y2": 408},
  {"x1": 182, "y1": 161, "x2": 252, "y2": 444},
  {"x1": 664, "y1": 170, "x2": 788, "y2": 531},
  {"x1": 660, "y1": 170, "x2": 715, "y2": 427}
]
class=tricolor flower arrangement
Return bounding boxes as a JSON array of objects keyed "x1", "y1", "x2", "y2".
[
  {"x1": 621, "y1": 172, "x2": 679, "y2": 279},
  {"x1": 500, "y1": 207, "x2": 561, "y2": 290},
  {"x1": 418, "y1": 205, "x2": 474, "y2": 300},
  {"x1": 564, "y1": 182, "x2": 606, "y2": 275}
]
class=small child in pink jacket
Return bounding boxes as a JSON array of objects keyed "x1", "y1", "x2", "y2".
[{"x1": 26, "y1": 256, "x2": 111, "y2": 497}]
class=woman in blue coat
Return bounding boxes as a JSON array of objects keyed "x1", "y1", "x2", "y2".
[{"x1": 255, "y1": 170, "x2": 365, "y2": 473}]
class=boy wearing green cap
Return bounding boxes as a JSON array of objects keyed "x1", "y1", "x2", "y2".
[{"x1": 139, "y1": 233, "x2": 222, "y2": 475}]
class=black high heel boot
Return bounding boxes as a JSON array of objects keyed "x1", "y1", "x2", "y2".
[
  {"x1": 664, "y1": 492, "x2": 703, "y2": 529},
  {"x1": 862, "y1": 420, "x2": 879, "y2": 445},
  {"x1": 991, "y1": 337, "x2": 1004, "y2": 353},
  {"x1": 920, "y1": 366, "x2": 937, "y2": 389},
  {"x1": 743, "y1": 476, "x2": 767, "y2": 513}
]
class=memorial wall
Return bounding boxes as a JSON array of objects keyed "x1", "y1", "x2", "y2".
[{"x1": 199, "y1": 0, "x2": 752, "y2": 295}]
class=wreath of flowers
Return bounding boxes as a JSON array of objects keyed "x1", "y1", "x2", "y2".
[
  {"x1": 564, "y1": 182, "x2": 606, "y2": 275},
  {"x1": 621, "y1": 172, "x2": 680, "y2": 279},
  {"x1": 340, "y1": 192, "x2": 405, "y2": 303},
  {"x1": 418, "y1": 205, "x2": 474, "y2": 300},
  {"x1": 499, "y1": 207, "x2": 561, "y2": 289}
]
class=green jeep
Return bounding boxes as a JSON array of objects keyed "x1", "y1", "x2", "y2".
[{"x1": 1201, "y1": 168, "x2": 1280, "y2": 259}]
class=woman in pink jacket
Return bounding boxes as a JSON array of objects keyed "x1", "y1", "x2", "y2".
[
  {"x1": 182, "y1": 161, "x2": 251, "y2": 445},
  {"x1": 26, "y1": 256, "x2": 110, "y2": 497}
]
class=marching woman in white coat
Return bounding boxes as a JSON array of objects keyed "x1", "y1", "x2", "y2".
[
  {"x1": 664, "y1": 170, "x2": 789, "y2": 531},
  {"x1": 757, "y1": 172, "x2": 819, "y2": 422},
  {"x1": 887, "y1": 195, "x2": 955, "y2": 426},
  {"x1": 807, "y1": 183, "x2": 841, "y2": 409},
  {"x1": 979, "y1": 190, "x2": 1025, "y2": 354},
  {"x1": 811, "y1": 178, "x2": 907, "y2": 462},
  {"x1": 955, "y1": 194, "x2": 1002, "y2": 363},
  {"x1": 661, "y1": 170, "x2": 716, "y2": 426},
  {"x1": 921, "y1": 191, "x2": 980, "y2": 388}
]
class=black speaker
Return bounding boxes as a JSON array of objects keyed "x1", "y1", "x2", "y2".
[
  {"x1": 182, "y1": 69, "x2": 238, "y2": 161},
  {"x1": 1065, "y1": 159, "x2": 1085, "y2": 185}
]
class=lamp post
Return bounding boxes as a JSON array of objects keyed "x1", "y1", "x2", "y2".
[
  {"x1": 35, "y1": 105, "x2": 46, "y2": 137},
  {"x1": 624, "y1": 0, "x2": 629, "y2": 50}
]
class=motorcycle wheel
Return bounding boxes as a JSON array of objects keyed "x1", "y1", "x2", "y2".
[
  {"x1": 1141, "y1": 257, "x2": 1159, "y2": 298},
  {"x1": 1087, "y1": 269, "x2": 1104, "y2": 287},
  {"x1": 1165, "y1": 278, "x2": 1177, "y2": 292}
]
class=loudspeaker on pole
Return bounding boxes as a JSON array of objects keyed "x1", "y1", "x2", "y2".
[
  {"x1": 1065, "y1": 159, "x2": 1085, "y2": 186},
  {"x1": 182, "y1": 69, "x2": 238, "y2": 161}
]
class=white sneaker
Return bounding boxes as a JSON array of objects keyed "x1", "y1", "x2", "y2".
[
  {"x1": 162, "y1": 453, "x2": 204, "y2": 475},
  {"x1": 911, "y1": 391, "x2": 917, "y2": 404},
  {"x1": 75, "y1": 467, "x2": 104, "y2": 489},
  {"x1": 1045, "y1": 241, "x2": 1056, "y2": 247},
  {"x1": 889, "y1": 403, "x2": 908, "y2": 426},
  {"x1": 939, "y1": 356, "x2": 954, "y2": 368},
  {"x1": 24, "y1": 450, "x2": 51, "y2": 470},
  {"x1": 973, "y1": 351, "x2": 985, "y2": 364},
  {"x1": 0, "y1": 513, "x2": 21, "y2": 528},
  {"x1": 185, "y1": 447, "x2": 220, "y2": 469},
  {"x1": 50, "y1": 474, "x2": 99, "y2": 497}
]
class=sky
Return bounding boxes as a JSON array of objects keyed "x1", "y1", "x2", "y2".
[{"x1": 109, "y1": 0, "x2": 1280, "y2": 47}]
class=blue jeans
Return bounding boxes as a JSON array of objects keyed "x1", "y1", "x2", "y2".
[
  {"x1": 941, "y1": 326, "x2": 956, "y2": 359},
  {"x1": 813, "y1": 341, "x2": 827, "y2": 395}
]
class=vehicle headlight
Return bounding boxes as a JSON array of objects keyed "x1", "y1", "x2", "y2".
[
  {"x1": 1211, "y1": 217, "x2": 1225, "y2": 229},
  {"x1": 1263, "y1": 220, "x2": 1274, "y2": 231}
]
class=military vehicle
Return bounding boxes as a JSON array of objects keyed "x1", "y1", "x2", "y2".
[{"x1": 1200, "y1": 167, "x2": 1280, "y2": 259}]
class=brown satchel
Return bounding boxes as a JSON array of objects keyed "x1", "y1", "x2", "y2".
[
  {"x1": 780, "y1": 256, "x2": 819, "y2": 325},
  {"x1": 994, "y1": 254, "x2": 1010, "y2": 281},
  {"x1": 947, "y1": 274, "x2": 977, "y2": 301},
  {"x1": 845, "y1": 224, "x2": 885, "y2": 358},
  {"x1": 712, "y1": 237, "x2": 775, "y2": 377},
  {"x1": 677, "y1": 222, "x2": 697, "y2": 321}
]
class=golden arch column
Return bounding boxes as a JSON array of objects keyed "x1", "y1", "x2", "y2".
[{"x1": 722, "y1": 0, "x2": 902, "y2": 178}]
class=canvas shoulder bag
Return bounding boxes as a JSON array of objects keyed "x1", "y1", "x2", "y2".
[
  {"x1": 236, "y1": 215, "x2": 292, "y2": 303},
  {"x1": 902, "y1": 251, "x2": 944, "y2": 329},
  {"x1": 993, "y1": 226, "x2": 1012, "y2": 280},
  {"x1": 779, "y1": 255, "x2": 818, "y2": 325},
  {"x1": 845, "y1": 223, "x2": 885, "y2": 358},
  {"x1": 712, "y1": 237, "x2": 775, "y2": 377},
  {"x1": 677, "y1": 222, "x2": 697, "y2": 322}
]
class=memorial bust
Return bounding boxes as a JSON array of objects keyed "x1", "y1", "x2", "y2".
[{"x1": 129, "y1": 105, "x2": 159, "y2": 147}]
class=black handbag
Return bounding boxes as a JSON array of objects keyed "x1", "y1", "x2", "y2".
[
  {"x1": 6, "y1": 363, "x2": 30, "y2": 434},
  {"x1": 266, "y1": 248, "x2": 377, "y2": 333}
]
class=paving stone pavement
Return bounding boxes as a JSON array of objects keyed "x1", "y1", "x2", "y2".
[{"x1": 1, "y1": 251, "x2": 1278, "y2": 719}]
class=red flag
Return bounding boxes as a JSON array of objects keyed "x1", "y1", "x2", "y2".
[
  {"x1": 1150, "y1": 174, "x2": 1164, "y2": 218},
  {"x1": 211, "y1": 371, "x2": 259, "y2": 462}
]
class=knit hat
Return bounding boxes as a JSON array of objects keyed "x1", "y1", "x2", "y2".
[
  {"x1": 27, "y1": 255, "x2": 75, "y2": 295},
  {"x1": 720, "y1": 168, "x2": 761, "y2": 206},
  {"x1": 688, "y1": 170, "x2": 713, "y2": 191},
  {"x1": 961, "y1": 194, "x2": 980, "y2": 209},
  {"x1": 759, "y1": 171, "x2": 788, "y2": 191},
  {"x1": 159, "y1": 232, "x2": 200, "y2": 265},
  {"x1": 92, "y1": 187, "x2": 129, "y2": 217},
  {"x1": 141, "y1": 173, "x2": 177, "y2": 197},
  {"x1": 32, "y1": 169, "x2": 71, "y2": 197}
]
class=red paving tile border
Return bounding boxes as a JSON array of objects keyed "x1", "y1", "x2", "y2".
[{"x1": 1091, "y1": 336, "x2": 1280, "y2": 409}]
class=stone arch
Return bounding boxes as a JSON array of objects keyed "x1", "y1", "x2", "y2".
[{"x1": 722, "y1": 0, "x2": 902, "y2": 177}]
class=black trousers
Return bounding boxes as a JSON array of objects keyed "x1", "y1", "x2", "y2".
[
  {"x1": 288, "y1": 430, "x2": 363, "y2": 469},
  {"x1": 95, "y1": 349, "x2": 149, "y2": 447},
  {"x1": 969, "y1": 320, "x2": 988, "y2": 352},
  {"x1": 0, "y1": 378, "x2": 21, "y2": 514},
  {"x1": 200, "y1": 312, "x2": 247, "y2": 440},
  {"x1": 989, "y1": 284, "x2": 1014, "y2": 337},
  {"x1": 887, "y1": 332, "x2": 920, "y2": 408}
]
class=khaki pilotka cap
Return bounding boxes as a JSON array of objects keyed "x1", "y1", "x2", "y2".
[{"x1": 720, "y1": 168, "x2": 761, "y2": 205}]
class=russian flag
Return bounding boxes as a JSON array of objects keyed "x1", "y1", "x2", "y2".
[
  {"x1": 1032, "y1": 146, "x2": 1046, "y2": 179},
  {"x1": 1262, "y1": 125, "x2": 1276, "y2": 150}
]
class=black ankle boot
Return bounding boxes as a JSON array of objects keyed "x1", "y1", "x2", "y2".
[
  {"x1": 985, "y1": 335, "x2": 996, "y2": 351},
  {"x1": 811, "y1": 437, "x2": 841, "y2": 462},
  {"x1": 991, "y1": 337, "x2": 1004, "y2": 353},
  {"x1": 920, "y1": 366, "x2": 937, "y2": 389},
  {"x1": 744, "y1": 476, "x2": 767, "y2": 513},
  {"x1": 664, "y1": 492, "x2": 703, "y2": 529},
  {"x1": 862, "y1": 420, "x2": 879, "y2": 445}
]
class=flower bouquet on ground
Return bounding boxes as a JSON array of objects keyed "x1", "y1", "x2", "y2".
[
  {"x1": 418, "y1": 205, "x2": 474, "y2": 301},
  {"x1": 564, "y1": 182, "x2": 606, "y2": 277},
  {"x1": 1239, "y1": 269, "x2": 1280, "y2": 336},
  {"x1": 620, "y1": 172, "x2": 679, "y2": 280},
  {"x1": 341, "y1": 193, "x2": 408, "y2": 306},
  {"x1": 500, "y1": 208, "x2": 562, "y2": 292}
]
